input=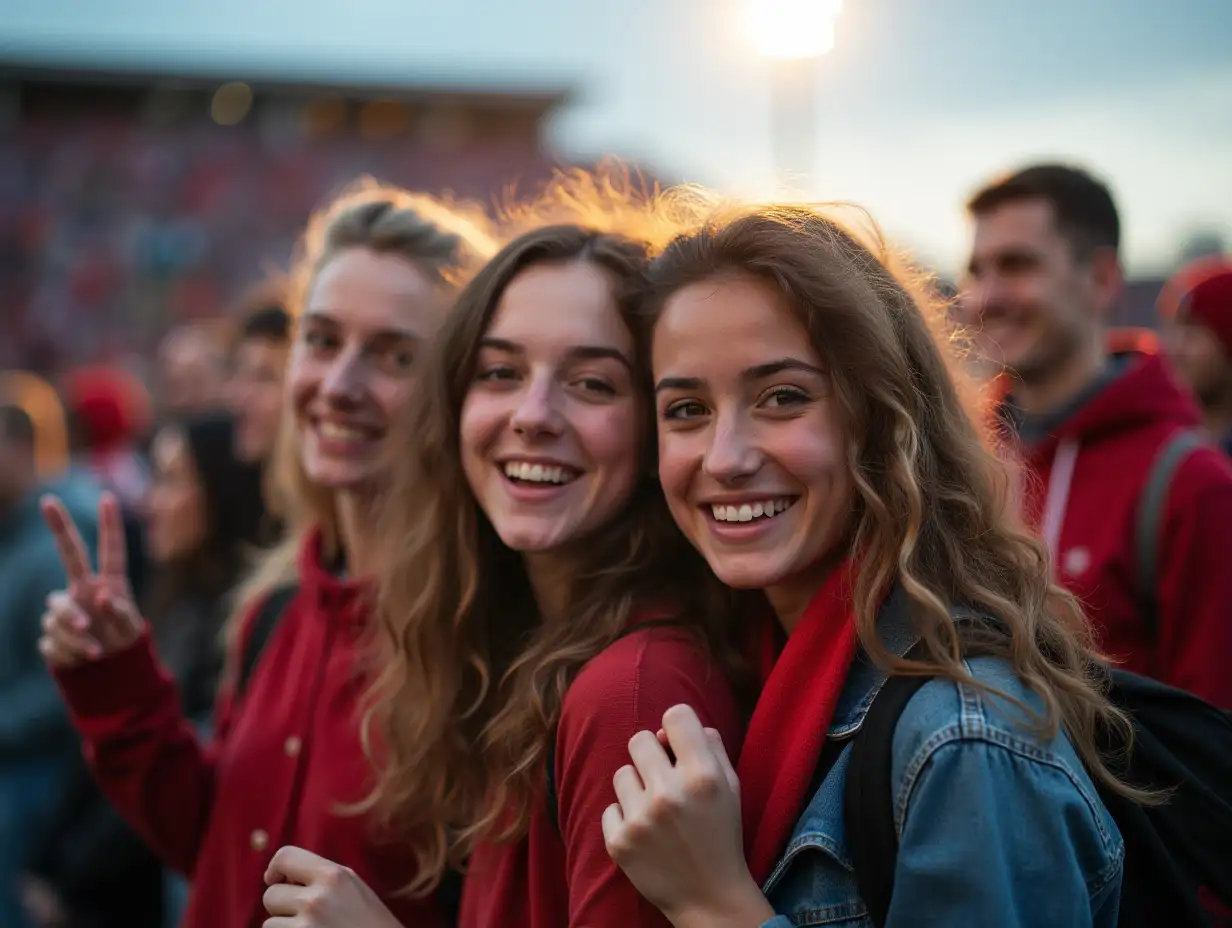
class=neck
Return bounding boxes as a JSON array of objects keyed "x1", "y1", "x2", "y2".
[
  {"x1": 334, "y1": 491, "x2": 375, "y2": 578},
  {"x1": 0, "y1": 471, "x2": 37, "y2": 521},
  {"x1": 1011, "y1": 340, "x2": 1106, "y2": 418},
  {"x1": 765, "y1": 562, "x2": 840, "y2": 636},
  {"x1": 1205, "y1": 401, "x2": 1232, "y2": 442},
  {"x1": 522, "y1": 551, "x2": 573, "y2": 624}
]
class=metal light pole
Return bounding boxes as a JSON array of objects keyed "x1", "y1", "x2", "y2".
[
  {"x1": 745, "y1": 0, "x2": 843, "y2": 198},
  {"x1": 769, "y1": 57, "x2": 819, "y2": 194}
]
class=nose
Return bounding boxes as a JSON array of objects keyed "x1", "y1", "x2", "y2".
[
  {"x1": 319, "y1": 350, "x2": 365, "y2": 406},
  {"x1": 510, "y1": 375, "x2": 563, "y2": 438},
  {"x1": 703, "y1": 412, "x2": 761, "y2": 484}
]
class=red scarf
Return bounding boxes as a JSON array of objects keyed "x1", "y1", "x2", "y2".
[{"x1": 737, "y1": 558, "x2": 862, "y2": 884}]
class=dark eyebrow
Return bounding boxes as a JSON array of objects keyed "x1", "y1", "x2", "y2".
[
  {"x1": 480, "y1": 337, "x2": 632, "y2": 370},
  {"x1": 655, "y1": 357, "x2": 824, "y2": 394},
  {"x1": 743, "y1": 358, "x2": 825, "y2": 381},
  {"x1": 569, "y1": 345, "x2": 633, "y2": 370},
  {"x1": 654, "y1": 376, "x2": 703, "y2": 394},
  {"x1": 302, "y1": 310, "x2": 422, "y2": 343}
]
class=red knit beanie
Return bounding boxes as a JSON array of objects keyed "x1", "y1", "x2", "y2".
[
  {"x1": 61, "y1": 365, "x2": 153, "y2": 455},
  {"x1": 1158, "y1": 257, "x2": 1232, "y2": 358}
]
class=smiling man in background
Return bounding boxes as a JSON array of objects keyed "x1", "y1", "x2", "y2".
[{"x1": 963, "y1": 163, "x2": 1232, "y2": 707}]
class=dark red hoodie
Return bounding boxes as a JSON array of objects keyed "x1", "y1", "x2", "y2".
[{"x1": 1003, "y1": 350, "x2": 1232, "y2": 708}]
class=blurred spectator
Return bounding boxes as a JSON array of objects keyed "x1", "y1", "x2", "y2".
[
  {"x1": 25, "y1": 412, "x2": 266, "y2": 928},
  {"x1": 60, "y1": 365, "x2": 152, "y2": 601},
  {"x1": 226, "y1": 282, "x2": 291, "y2": 467},
  {"x1": 157, "y1": 323, "x2": 229, "y2": 421},
  {"x1": 0, "y1": 402, "x2": 100, "y2": 928},
  {"x1": 964, "y1": 163, "x2": 1232, "y2": 707},
  {"x1": 1159, "y1": 257, "x2": 1232, "y2": 458}
]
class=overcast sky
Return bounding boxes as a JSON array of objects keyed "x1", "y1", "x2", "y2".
[{"x1": 3, "y1": 0, "x2": 1230, "y2": 276}]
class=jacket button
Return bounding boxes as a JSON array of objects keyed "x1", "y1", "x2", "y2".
[
  {"x1": 284, "y1": 735, "x2": 302, "y2": 757},
  {"x1": 250, "y1": 829, "x2": 269, "y2": 851}
]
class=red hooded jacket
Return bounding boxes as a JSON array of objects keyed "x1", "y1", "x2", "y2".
[
  {"x1": 52, "y1": 531, "x2": 447, "y2": 928},
  {"x1": 1004, "y1": 350, "x2": 1232, "y2": 708}
]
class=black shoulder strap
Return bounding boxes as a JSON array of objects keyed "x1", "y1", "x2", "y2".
[
  {"x1": 1135, "y1": 429, "x2": 1203, "y2": 638},
  {"x1": 545, "y1": 729, "x2": 560, "y2": 834},
  {"x1": 844, "y1": 670, "x2": 933, "y2": 928},
  {"x1": 238, "y1": 585, "x2": 297, "y2": 697},
  {"x1": 436, "y1": 867, "x2": 464, "y2": 926}
]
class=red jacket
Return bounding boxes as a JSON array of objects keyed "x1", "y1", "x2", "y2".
[
  {"x1": 52, "y1": 531, "x2": 447, "y2": 928},
  {"x1": 459, "y1": 623, "x2": 745, "y2": 928},
  {"x1": 1005, "y1": 351, "x2": 1232, "y2": 707}
]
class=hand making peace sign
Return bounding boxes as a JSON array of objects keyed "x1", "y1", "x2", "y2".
[{"x1": 38, "y1": 491, "x2": 144, "y2": 668}]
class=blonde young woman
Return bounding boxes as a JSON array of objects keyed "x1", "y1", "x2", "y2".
[
  {"x1": 36, "y1": 181, "x2": 496, "y2": 928},
  {"x1": 262, "y1": 176, "x2": 748, "y2": 928},
  {"x1": 602, "y1": 203, "x2": 1134, "y2": 927}
]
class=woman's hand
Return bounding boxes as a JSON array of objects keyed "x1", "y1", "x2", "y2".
[
  {"x1": 38, "y1": 493, "x2": 143, "y2": 668},
  {"x1": 20, "y1": 875, "x2": 68, "y2": 927},
  {"x1": 262, "y1": 846, "x2": 404, "y2": 927},
  {"x1": 602, "y1": 704, "x2": 774, "y2": 928}
]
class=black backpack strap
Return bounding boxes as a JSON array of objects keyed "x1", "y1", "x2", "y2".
[
  {"x1": 844, "y1": 670, "x2": 933, "y2": 928},
  {"x1": 237, "y1": 584, "x2": 297, "y2": 697},
  {"x1": 1135, "y1": 429, "x2": 1202, "y2": 639},
  {"x1": 545, "y1": 728, "x2": 560, "y2": 834},
  {"x1": 436, "y1": 867, "x2": 464, "y2": 926}
]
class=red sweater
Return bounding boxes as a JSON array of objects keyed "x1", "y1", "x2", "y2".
[
  {"x1": 52, "y1": 531, "x2": 446, "y2": 928},
  {"x1": 1005, "y1": 351, "x2": 1232, "y2": 708},
  {"x1": 459, "y1": 624, "x2": 745, "y2": 928}
]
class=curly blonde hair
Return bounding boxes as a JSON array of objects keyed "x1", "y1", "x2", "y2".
[{"x1": 225, "y1": 178, "x2": 497, "y2": 663}]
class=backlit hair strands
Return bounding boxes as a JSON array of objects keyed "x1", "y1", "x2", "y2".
[
  {"x1": 640, "y1": 200, "x2": 1144, "y2": 806},
  {"x1": 354, "y1": 167, "x2": 747, "y2": 897},
  {"x1": 223, "y1": 179, "x2": 499, "y2": 673}
]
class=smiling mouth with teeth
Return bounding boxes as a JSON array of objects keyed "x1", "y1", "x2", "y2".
[
  {"x1": 502, "y1": 462, "x2": 578, "y2": 486},
  {"x1": 710, "y1": 498, "x2": 797, "y2": 523}
]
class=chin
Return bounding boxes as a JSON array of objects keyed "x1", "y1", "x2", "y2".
[
  {"x1": 704, "y1": 553, "x2": 789, "y2": 592},
  {"x1": 493, "y1": 528, "x2": 566, "y2": 554},
  {"x1": 303, "y1": 465, "x2": 375, "y2": 492}
]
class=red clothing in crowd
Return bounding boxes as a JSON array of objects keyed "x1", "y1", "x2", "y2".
[
  {"x1": 459, "y1": 623, "x2": 745, "y2": 928},
  {"x1": 52, "y1": 531, "x2": 446, "y2": 928},
  {"x1": 1005, "y1": 350, "x2": 1232, "y2": 708}
]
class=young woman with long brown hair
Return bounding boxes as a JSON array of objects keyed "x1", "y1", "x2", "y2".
[
  {"x1": 264, "y1": 177, "x2": 746, "y2": 928},
  {"x1": 602, "y1": 203, "x2": 1133, "y2": 927},
  {"x1": 36, "y1": 180, "x2": 496, "y2": 928}
]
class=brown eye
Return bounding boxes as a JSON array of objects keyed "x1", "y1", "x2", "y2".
[
  {"x1": 761, "y1": 386, "x2": 809, "y2": 408},
  {"x1": 663, "y1": 400, "x2": 707, "y2": 421}
]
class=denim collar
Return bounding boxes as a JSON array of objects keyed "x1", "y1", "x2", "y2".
[{"x1": 828, "y1": 583, "x2": 920, "y2": 737}]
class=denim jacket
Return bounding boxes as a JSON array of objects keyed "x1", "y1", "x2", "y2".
[{"x1": 758, "y1": 596, "x2": 1124, "y2": 927}]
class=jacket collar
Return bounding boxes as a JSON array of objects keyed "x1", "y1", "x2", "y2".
[
  {"x1": 828, "y1": 583, "x2": 919, "y2": 737},
  {"x1": 298, "y1": 527, "x2": 369, "y2": 630}
]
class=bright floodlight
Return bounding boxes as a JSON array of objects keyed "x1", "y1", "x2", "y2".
[{"x1": 746, "y1": 0, "x2": 843, "y2": 60}]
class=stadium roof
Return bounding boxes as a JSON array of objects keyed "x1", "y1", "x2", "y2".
[{"x1": 2, "y1": 58, "x2": 576, "y2": 117}]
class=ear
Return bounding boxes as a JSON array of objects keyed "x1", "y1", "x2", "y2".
[{"x1": 1087, "y1": 246, "x2": 1124, "y2": 319}]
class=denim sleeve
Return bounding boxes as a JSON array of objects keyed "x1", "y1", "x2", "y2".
[
  {"x1": 758, "y1": 919, "x2": 794, "y2": 928},
  {"x1": 886, "y1": 738, "x2": 1123, "y2": 928}
]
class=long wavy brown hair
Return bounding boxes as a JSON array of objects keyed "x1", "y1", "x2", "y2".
[
  {"x1": 359, "y1": 174, "x2": 744, "y2": 895},
  {"x1": 641, "y1": 201, "x2": 1142, "y2": 801},
  {"x1": 224, "y1": 178, "x2": 497, "y2": 667}
]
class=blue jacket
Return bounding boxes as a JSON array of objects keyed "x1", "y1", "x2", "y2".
[
  {"x1": 759, "y1": 597, "x2": 1124, "y2": 927},
  {"x1": 0, "y1": 471, "x2": 100, "y2": 761}
]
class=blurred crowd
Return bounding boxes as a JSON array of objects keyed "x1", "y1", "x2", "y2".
[
  {"x1": 0, "y1": 98, "x2": 553, "y2": 373},
  {"x1": 1, "y1": 293, "x2": 291, "y2": 926}
]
